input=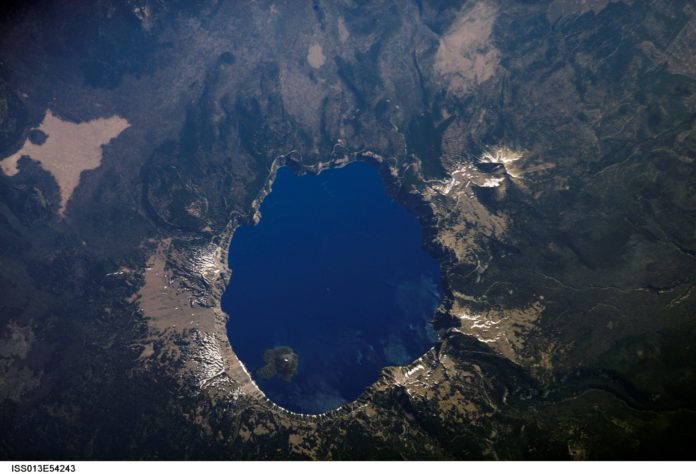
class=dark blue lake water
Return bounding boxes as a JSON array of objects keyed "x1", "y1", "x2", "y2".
[{"x1": 222, "y1": 161, "x2": 441, "y2": 413}]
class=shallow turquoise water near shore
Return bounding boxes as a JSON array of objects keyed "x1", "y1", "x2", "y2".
[{"x1": 222, "y1": 161, "x2": 441, "y2": 413}]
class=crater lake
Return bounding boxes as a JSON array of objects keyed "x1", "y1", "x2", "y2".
[{"x1": 222, "y1": 161, "x2": 442, "y2": 413}]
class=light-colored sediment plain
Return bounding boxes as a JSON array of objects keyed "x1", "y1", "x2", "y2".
[
  {"x1": 0, "y1": 109, "x2": 130, "y2": 214},
  {"x1": 136, "y1": 241, "x2": 262, "y2": 398},
  {"x1": 435, "y1": 1, "x2": 500, "y2": 97},
  {"x1": 337, "y1": 17, "x2": 350, "y2": 43},
  {"x1": 307, "y1": 43, "x2": 326, "y2": 69}
]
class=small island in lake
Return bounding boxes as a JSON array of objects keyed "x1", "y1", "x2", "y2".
[{"x1": 256, "y1": 346, "x2": 299, "y2": 383}]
